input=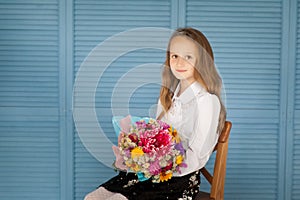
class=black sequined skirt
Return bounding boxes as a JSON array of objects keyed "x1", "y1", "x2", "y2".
[{"x1": 100, "y1": 170, "x2": 200, "y2": 200}]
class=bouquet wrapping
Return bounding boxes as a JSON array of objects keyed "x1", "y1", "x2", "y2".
[{"x1": 112, "y1": 115, "x2": 187, "y2": 183}]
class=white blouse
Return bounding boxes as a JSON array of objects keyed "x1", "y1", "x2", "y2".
[{"x1": 156, "y1": 81, "x2": 221, "y2": 176}]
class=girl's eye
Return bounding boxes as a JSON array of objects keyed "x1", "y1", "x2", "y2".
[
  {"x1": 185, "y1": 55, "x2": 192, "y2": 60},
  {"x1": 171, "y1": 54, "x2": 178, "y2": 59}
]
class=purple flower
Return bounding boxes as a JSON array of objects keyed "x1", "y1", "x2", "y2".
[
  {"x1": 176, "y1": 162, "x2": 187, "y2": 173},
  {"x1": 124, "y1": 149, "x2": 131, "y2": 157},
  {"x1": 135, "y1": 120, "x2": 147, "y2": 129},
  {"x1": 157, "y1": 120, "x2": 170, "y2": 130},
  {"x1": 175, "y1": 142, "x2": 185, "y2": 155}
]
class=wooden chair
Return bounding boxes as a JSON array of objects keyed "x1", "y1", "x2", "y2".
[{"x1": 195, "y1": 121, "x2": 232, "y2": 200}]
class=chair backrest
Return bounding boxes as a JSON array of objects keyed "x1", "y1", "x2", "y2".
[{"x1": 200, "y1": 121, "x2": 232, "y2": 200}]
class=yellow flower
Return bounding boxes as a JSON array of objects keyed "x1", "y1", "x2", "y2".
[
  {"x1": 176, "y1": 155, "x2": 183, "y2": 165},
  {"x1": 131, "y1": 147, "x2": 144, "y2": 159},
  {"x1": 168, "y1": 126, "x2": 180, "y2": 143},
  {"x1": 159, "y1": 171, "x2": 172, "y2": 182}
]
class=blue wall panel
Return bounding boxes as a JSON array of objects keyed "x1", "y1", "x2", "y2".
[
  {"x1": 292, "y1": 1, "x2": 300, "y2": 199},
  {"x1": 186, "y1": 1, "x2": 282, "y2": 199},
  {"x1": 73, "y1": 1, "x2": 172, "y2": 199},
  {"x1": 0, "y1": 0, "x2": 60, "y2": 199}
]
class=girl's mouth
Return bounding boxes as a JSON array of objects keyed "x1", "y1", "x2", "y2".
[{"x1": 176, "y1": 69, "x2": 187, "y2": 72}]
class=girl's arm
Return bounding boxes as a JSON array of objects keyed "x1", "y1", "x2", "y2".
[{"x1": 184, "y1": 94, "x2": 220, "y2": 172}]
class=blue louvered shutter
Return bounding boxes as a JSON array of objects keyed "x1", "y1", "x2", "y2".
[
  {"x1": 0, "y1": 1, "x2": 60, "y2": 200},
  {"x1": 73, "y1": 1, "x2": 173, "y2": 199},
  {"x1": 293, "y1": 0, "x2": 300, "y2": 198},
  {"x1": 186, "y1": 0, "x2": 282, "y2": 199}
]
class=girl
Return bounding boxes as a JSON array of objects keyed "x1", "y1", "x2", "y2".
[{"x1": 84, "y1": 27, "x2": 226, "y2": 200}]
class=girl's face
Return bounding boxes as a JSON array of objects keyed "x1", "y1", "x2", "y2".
[{"x1": 169, "y1": 36, "x2": 199, "y2": 83}]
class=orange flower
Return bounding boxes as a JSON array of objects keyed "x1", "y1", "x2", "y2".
[{"x1": 159, "y1": 171, "x2": 172, "y2": 182}]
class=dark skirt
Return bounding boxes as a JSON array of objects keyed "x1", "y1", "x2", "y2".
[{"x1": 100, "y1": 170, "x2": 200, "y2": 200}]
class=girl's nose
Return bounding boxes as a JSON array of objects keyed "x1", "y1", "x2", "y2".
[{"x1": 176, "y1": 56, "x2": 185, "y2": 67}]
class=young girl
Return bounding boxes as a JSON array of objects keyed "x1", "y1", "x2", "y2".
[{"x1": 84, "y1": 27, "x2": 226, "y2": 200}]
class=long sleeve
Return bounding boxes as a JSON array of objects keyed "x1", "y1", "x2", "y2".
[{"x1": 182, "y1": 93, "x2": 221, "y2": 174}]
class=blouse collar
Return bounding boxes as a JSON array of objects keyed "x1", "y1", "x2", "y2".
[{"x1": 173, "y1": 81, "x2": 206, "y2": 104}]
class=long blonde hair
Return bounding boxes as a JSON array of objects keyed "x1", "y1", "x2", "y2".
[{"x1": 159, "y1": 27, "x2": 226, "y2": 133}]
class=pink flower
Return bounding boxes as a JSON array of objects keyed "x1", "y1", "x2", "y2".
[
  {"x1": 154, "y1": 131, "x2": 171, "y2": 147},
  {"x1": 139, "y1": 137, "x2": 156, "y2": 153},
  {"x1": 155, "y1": 145, "x2": 172, "y2": 159},
  {"x1": 149, "y1": 160, "x2": 161, "y2": 175}
]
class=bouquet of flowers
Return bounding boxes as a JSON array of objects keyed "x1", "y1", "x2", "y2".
[{"x1": 112, "y1": 115, "x2": 187, "y2": 183}]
